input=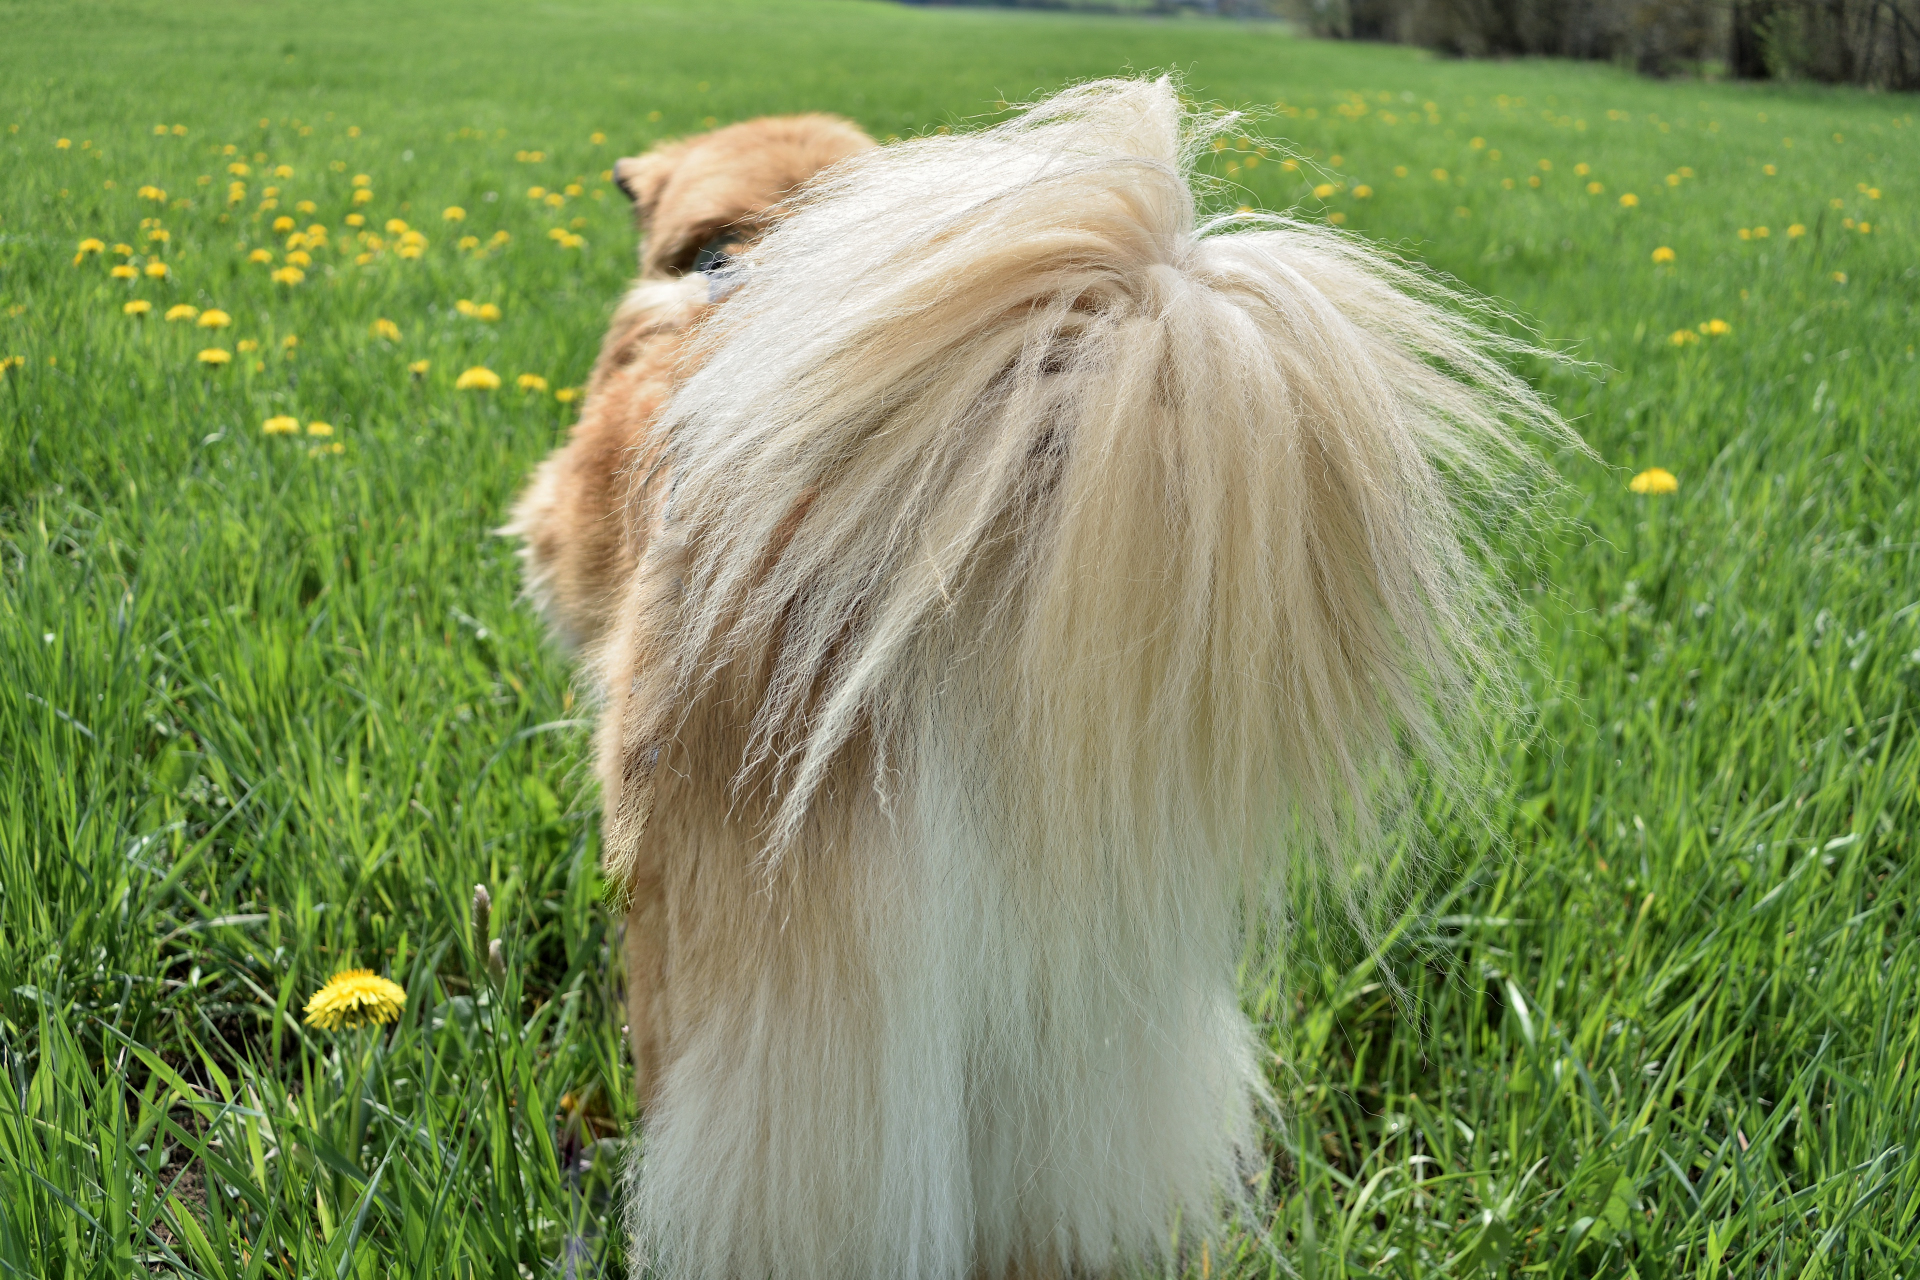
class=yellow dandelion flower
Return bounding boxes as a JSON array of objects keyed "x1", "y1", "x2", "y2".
[
  {"x1": 1706, "y1": 318, "x2": 1731, "y2": 335},
  {"x1": 456, "y1": 366, "x2": 501, "y2": 390},
  {"x1": 443, "y1": 206, "x2": 466, "y2": 221},
  {"x1": 305, "y1": 420, "x2": 333, "y2": 436},
  {"x1": 352, "y1": 173, "x2": 371, "y2": 187},
  {"x1": 196, "y1": 309, "x2": 231, "y2": 329},
  {"x1": 111, "y1": 264, "x2": 138, "y2": 280},
  {"x1": 554, "y1": 387, "x2": 578, "y2": 404},
  {"x1": 283, "y1": 335, "x2": 299, "y2": 349},
  {"x1": 272, "y1": 215, "x2": 295, "y2": 233},
  {"x1": 1574, "y1": 162, "x2": 1591, "y2": 176},
  {"x1": 238, "y1": 339, "x2": 259, "y2": 352},
  {"x1": 345, "y1": 212, "x2": 366, "y2": 227},
  {"x1": 352, "y1": 188, "x2": 373, "y2": 205},
  {"x1": 1738, "y1": 228, "x2": 1752, "y2": 240},
  {"x1": 77, "y1": 237, "x2": 105, "y2": 256},
  {"x1": 263, "y1": 415, "x2": 300, "y2": 434},
  {"x1": 1867, "y1": 187, "x2": 1880, "y2": 200},
  {"x1": 397, "y1": 244, "x2": 423, "y2": 259},
  {"x1": 271, "y1": 266, "x2": 305, "y2": 285},
  {"x1": 544, "y1": 192, "x2": 565, "y2": 208},
  {"x1": 1629, "y1": 467, "x2": 1678, "y2": 495},
  {"x1": 1587, "y1": 181, "x2": 1604, "y2": 195},
  {"x1": 1763, "y1": 164, "x2": 1776, "y2": 176},
  {"x1": 123, "y1": 299, "x2": 152, "y2": 316},
  {"x1": 1858, "y1": 221, "x2": 1872, "y2": 234},
  {"x1": 286, "y1": 251, "x2": 311, "y2": 267},
  {"x1": 1430, "y1": 168, "x2": 1448, "y2": 182},
  {"x1": 1352, "y1": 184, "x2": 1372, "y2": 198},
  {"x1": 165, "y1": 304, "x2": 199, "y2": 322},
  {"x1": 527, "y1": 186, "x2": 547, "y2": 199},
  {"x1": 273, "y1": 164, "x2": 293, "y2": 179},
  {"x1": 1312, "y1": 183, "x2": 1335, "y2": 199},
  {"x1": 477, "y1": 303, "x2": 501, "y2": 322},
  {"x1": 546, "y1": 226, "x2": 569, "y2": 241},
  {"x1": 1651, "y1": 246, "x2": 1675, "y2": 264},
  {"x1": 590, "y1": 131, "x2": 606, "y2": 144},
  {"x1": 372, "y1": 318, "x2": 401, "y2": 341},
  {"x1": 455, "y1": 298, "x2": 479, "y2": 317},
  {"x1": 1832, "y1": 271, "x2": 1848, "y2": 283},
  {"x1": 148, "y1": 228, "x2": 170, "y2": 243},
  {"x1": 249, "y1": 248, "x2": 274, "y2": 263},
  {"x1": 56, "y1": 137, "x2": 71, "y2": 149},
  {"x1": 517, "y1": 373, "x2": 548, "y2": 392},
  {"x1": 113, "y1": 243, "x2": 133, "y2": 256},
  {"x1": 296, "y1": 200, "x2": 317, "y2": 214},
  {"x1": 409, "y1": 359, "x2": 430, "y2": 376},
  {"x1": 1619, "y1": 192, "x2": 1639, "y2": 208},
  {"x1": 196, "y1": 348, "x2": 232, "y2": 366},
  {"x1": 144, "y1": 261, "x2": 169, "y2": 278},
  {"x1": 354, "y1": 252, "x2": 373, "y2": 265},
  {"x1": 490, "y1": 230, "x2": 510, "y2": 245},
  {"x1": 564, "y1": 183, "x2": 583, "y2": 197},
  {"x1": 1669, "y1": 329, "x2": 1698, "y2": 346},
  {"x1": 457, "y1": 234, "x2": 479, "y2": 251},
  {"x1": 384, "y1": 218, "x2": 409, "y2": 234}
]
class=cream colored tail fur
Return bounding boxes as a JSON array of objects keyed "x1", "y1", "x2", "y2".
[{"x1": 614, "y1": 78, "x2": 1563, "y2": 1278}]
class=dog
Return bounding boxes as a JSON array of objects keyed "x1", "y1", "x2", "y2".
[{"x1": 508, "y1": 79, "x2": 1562, "y2": 1280}]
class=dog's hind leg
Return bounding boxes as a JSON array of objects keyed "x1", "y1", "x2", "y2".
[{"x1": 622, "y1": 868, "x2": 670, "y2": 1107}]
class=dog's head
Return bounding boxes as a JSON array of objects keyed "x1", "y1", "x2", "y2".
[{"x1": 613, "y1": 114, "x2": 874, "y2": 279}]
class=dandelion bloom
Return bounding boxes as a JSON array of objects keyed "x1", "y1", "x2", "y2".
[
  {"x1": 1651, "y1": 246, "x2": 1675, "y2": 264},
  {"x1": 148, "y1": 229, "x2": 170, "y2": 244},
  {"x1": 1586, "y1": 181, "x2": 1603, "y2": 195},
  {"x1": 456, "y1": 366, "x2": 501, "y2": 390},
  {"x1": 527, "y1": 186, "x2": 547, "y2": 199},
  {"x1": 1629, "y1": 467, "x2": 1678, "y2": 495},
  {"x1": 345, "y1": 212, "x2": 366, "y2": 228},
  {"x1": 1351, "y1": 184, "x2": 1372, "y2": 198},
  {"x1": 283, "y1": 335, "x2": 299, "y2": 349},
  {"x1": 114, "y1": 244, "x2": 133, "y2": 256},
  {"x1": 144, "y1": 261, "x2": 169, "y2": 278},
  {"x1": 296, "y1": 200, "x2": 317, "y2": 214},
  {"x1": 238, "y1": 339, "x2": 259, "y2": 352},
  {"x1": 1754, "y1": 226, "x2": 1770, "y2": 239},
  {"x1": 372, "y1": 318, "x2": 401, "y2": 341},
  {"x1": 490, "y1": 230, "x2": 510, "y2": 245},
  {"x1": 1311, "y1": 183, "x2": 1335, "y2": 199},
  {"x1": 455, "y1": 299, "x2": 479, "y2": 317},
  {"x1": 1619, "y1": 193, "x2": 1639, "y2": 208},
  {"x1": 249, "y1": 248, "x2": 274, "y2": 263},
  {"x1": 111, "y1": 264, "x2": 138, "y2": 280},
  {"x1": 286, "y1": 251, "x2": 312, "y2": 268},
  {"x1": 272, "y1": 215, "x2": 295, "y2": 233},
  {"x1": 197, "y1": 309, "x2": 232, "y2": 329},
  {"x1": 457, "y1": 235, "x2": 479, "y2": 251},
  {"x1": 1706, "y1": 318, "x2": 1731, "y2": 335},
  {"x1": 123, "y1": 300, "x2": 152, "y2": 317},
  {"x1": 263, "y1": 415, "x2": 300, "y2": 434},
  {"x1": 196, "y1": 348, "x2": 232, "y2": 366},
  {"x1": 274, "y1": 164, "x2": 293, "y2": 179},
  {"x1": 385, "y1": 218, "x2": 410, "y2": 235},
  {"x1": 166, "y1": 304, "x2": 200, "y2": 322},
  {"x1": 444, "y1": 206, "x2": 466, "y2": 221},
  {"x1": 409, "y1": 359, "x2": 430, "y2": 376},
  {"x1": 554, "y1": 387, "x2": 578, "y2": 404},
  {"x1": 352, "y1": 173, "x2": 371, "y2": 187},
  {"x1": 56, "y1": 137, "x2": 71, "y2": 149},
  {"x1": 352, "y1": 188, "x2": 374, "y2": 205},
  {"x1": 517, "y1": 373, "x2": 548, "y2": 392},
  {"x1": 1430, "y1": 168, "x2": 1448, "y2": 182},
  {"x1": 1669, "y1": 330, "x2": 1698, "y2": 346},
  {"x1": 271, "y1": 266, "x2": 305, "y2": 285},
  {"x1": 477, "y1": 303, "x2": 501, "y2": 322},
  {"x1": 544, "y1": 192, "x2": 565, "y2": 208},
  {"x1": 1832, "y1": 271, "x2": 1848, "y2": 283},
  {"x1": 76, "y1": 237, "x2": 105, "y2": 256},
  {"x1": 305, "y1": 420, "x2": 333, "y2": 436}
]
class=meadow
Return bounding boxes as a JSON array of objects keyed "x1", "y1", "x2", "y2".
[{"x1": 1, "y1": 0, "x2": 1916, "y2": 1275}]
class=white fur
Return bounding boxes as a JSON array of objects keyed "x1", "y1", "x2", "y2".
[{"x1": 602, "y1": 79, "x2": 1567, "y2": 1277}]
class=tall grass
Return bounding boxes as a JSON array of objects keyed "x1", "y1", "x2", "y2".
[{"x1": 2, "y1": 1, "x2": 1916, "y2": 1274}]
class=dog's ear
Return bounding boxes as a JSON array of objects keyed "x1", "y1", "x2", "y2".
[{"x1": 613, "y1": 143, "x2": 686, "y2": 231}]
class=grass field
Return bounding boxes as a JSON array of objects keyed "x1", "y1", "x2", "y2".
[{"x1": 3, "y1": 0, "x2": 1917, "y2": 1275}]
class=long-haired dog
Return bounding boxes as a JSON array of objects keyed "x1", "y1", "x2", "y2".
[{"x1": 508, "y1": 79, "x2": 1562, "y2": 1280}]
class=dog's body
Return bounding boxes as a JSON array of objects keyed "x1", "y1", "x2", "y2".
[{"x1": 509, "y1": 81, "x2": 1560, "y2": 1279}]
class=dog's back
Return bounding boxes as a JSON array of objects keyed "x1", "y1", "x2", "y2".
[{"x1": 514, "y1": 81, "x2": 1564, "y2": 1280}]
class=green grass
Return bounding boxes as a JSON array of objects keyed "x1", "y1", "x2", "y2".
[{"x1": 2, "y1": 0, "x2": 1917, "y2": 1274}]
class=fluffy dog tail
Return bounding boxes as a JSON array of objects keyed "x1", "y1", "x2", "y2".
[{"x1": 626, "y1": 76, "x2": 1562, "y2": 883}]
